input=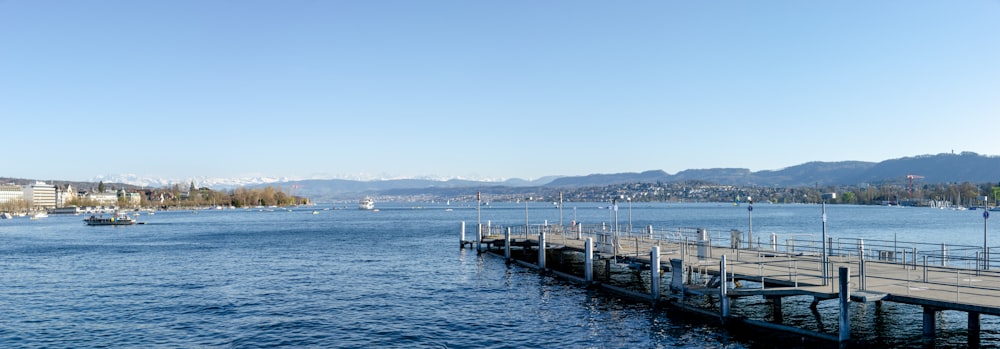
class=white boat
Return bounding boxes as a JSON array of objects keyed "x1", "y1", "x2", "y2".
[
  {"x1": 359, "y1": 197, "x2": 375, "y2": 210},
  {"x1": 30, "y1": 211, "x2": 48, "y2": 219},
  {"x1": 1, "y1": 212, "x2": 12, "y2": 219}
]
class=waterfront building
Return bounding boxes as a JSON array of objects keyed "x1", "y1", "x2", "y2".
[
  {"x1": 0, "y1": 183, "x2": 25, "y2": 204},
  {"x1": 56, "y1": 184, "x2": 76, "y2": 207},
  {"x1": 85, "y1": 191, "x2": 120, "y2": 206},
  {"x1": 23, "y1": 181, "x2": 57, "y2": 209}
]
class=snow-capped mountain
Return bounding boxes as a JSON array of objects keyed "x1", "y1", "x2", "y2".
[{"x1": 92, "y1": 174, "x2": 290, "y2": 189}]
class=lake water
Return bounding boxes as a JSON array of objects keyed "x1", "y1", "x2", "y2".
[{"x1": 1, "y1": 203, "x2": 996, "y2": 348}]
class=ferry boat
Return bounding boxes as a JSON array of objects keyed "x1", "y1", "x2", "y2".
[
  {"x1": 358, "y1": 197, "x2": 375, "y2": 210},
  {"x1": 83, "y1": 212, "x2": 137, "y2": 226}
]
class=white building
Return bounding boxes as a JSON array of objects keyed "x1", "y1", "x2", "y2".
[
  {"x1": 86, "y1": 191, "x2": 120, "y2": 206},
  {"x1": 24, "y1": 181, "x2": 57, "y2": 209},
  {"x1": 0, "y1": 183, "x2": 25, "y2": 203},
  {"x1": 56, "y1": 184, "x2": 76, "y2": 207}
]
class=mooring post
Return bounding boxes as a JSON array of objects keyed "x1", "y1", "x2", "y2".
[
  {"x1": 648, "y1": 224, "x2": 653, "y2": 240},
  {"x1": 839, "y1": 266, "x2": 850, "y2": 343},
  {"x1": 720, "y1": 255, "x2": 730, "y2": 321},
  {"x1": 476, "y1": 223, "x2": 482, "y2": 252},
  {"x1": 538, "y1": 230, "x2": 546, "y2": 270},
  {"x1": 859, "y1": 239, "x2": 867, "y2": 290},
  {"x1": 670, "y1": 258, "x2": 684, "y2": 296},
  {"x1": 651, "y1": 246, "x2": 661, "y2": 303},
  {"x1": 577, "y1": 222, "x2": 582, "y2": 240},
  {"x1": 505, "y1": 227, "x2": 511, "y2": 261},
  {"x1": 460, "y1": 221, "x2": 466, "y2": 248},
  {"x1": 941, "y1": 243, "x2": 948, "y2": 267},
  {"x1": 585, "y1": 237, "x2": 594, "y2": 283}
]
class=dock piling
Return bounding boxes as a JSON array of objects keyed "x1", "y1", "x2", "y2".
[
  {"x1": 838, "y1": 267, "x2": 850, "y2": 343},
  {"x1": 720, "y1": 255, "x2": 730, "y2": 320},
  {"x1": 651, "y1": 246, "x2": 660, "y2": 303},
  {"x1": 585, "y1": 238, "x2": 593, "y2": 282},
  {"x1": 460, "y1": 221, "x2": 466, "y2": 248},
  {"x1": 670, "y1": 258, "x2": 684, "y2": 296},
  {"x1": 922, "y1": 306, "x2": 937, "y2": 343},
  {"x1": 969, "y1": 311, "x2": 981, "y2": 347},
  {"x1": 538, "y1": 230, "x2": 546, "y2": 270},
  {"x1": 505, "y1": 227, "x2": 511, "y2": 260}
]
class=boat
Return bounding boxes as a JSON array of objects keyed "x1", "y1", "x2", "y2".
[
  {"x1": 1, "y1": 212, "x2": 11, "y2": 219},
  {"x1": 83, "y1": 212, "x2": 137, "y2": 226},
  {"x1": 29, "y1": 211, "x2": 48, "y2": 219},
  {"x1": 359, "y1": 197, "x2": 375, "y2": 210}
]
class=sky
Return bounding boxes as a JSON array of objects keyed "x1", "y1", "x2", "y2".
[{"x1": 3, "y1": 1, "x2": 999, "y2": 183}]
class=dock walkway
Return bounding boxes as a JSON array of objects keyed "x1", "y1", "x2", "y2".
[{"x1": 464, "y1": 222, "x2": 1000, "y2": 346}]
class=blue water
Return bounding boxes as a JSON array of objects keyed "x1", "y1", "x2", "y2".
[{"x1": 1, "y1": 203, "x2": 997, "y2": 348}]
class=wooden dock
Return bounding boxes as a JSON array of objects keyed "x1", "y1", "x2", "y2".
[{"x1": 463, "y1": 222, "x2": 1000, "y2": 346}]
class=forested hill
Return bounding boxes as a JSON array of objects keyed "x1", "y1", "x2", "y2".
[{"x1": 545, "y1": 152, "x2": 1000, "y2": 188}]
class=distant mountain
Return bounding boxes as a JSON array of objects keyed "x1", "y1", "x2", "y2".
[
  {"x1": 14, "y1": 152, "x2": 994, "y2": 202},
  {"x1": 265, "y1": 176, "x2": 558, "y2": 201}
]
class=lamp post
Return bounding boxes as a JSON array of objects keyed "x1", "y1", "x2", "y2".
[
  {"x1": 747, "y1": 196, "x2": 753, "y2": 249},
  {"x1": 525, "y1": 196, "x2": 530, "y2": 236},
  {"x1": 627, "y1": 196, "x2": 632, "y2": 236},
  {"x1": 984, "y1": 196, "x2": 990, "y2": 270},
  {"x1": 821, "y1": 193, "x2": 836, "y2": 285},
  {"x1": 559, "y1": 192, "x2": 564, "y2": 229}
]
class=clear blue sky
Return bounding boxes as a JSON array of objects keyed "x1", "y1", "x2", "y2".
[{"x1": 3, "y1": 1, "x2": 998, "y2": 182}]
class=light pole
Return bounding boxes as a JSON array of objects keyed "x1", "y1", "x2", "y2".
[
  {"x1": 477, "y1": 191, "x2": 481, "y2": 240},
  {"x1": 821, "y1": 193, "x2": 836, "y2": 286},
  {"x1": 627, "y1": 196, "x2": 632, "y2": 236},
  {"x1": 559, "y1": 192, "x2": 564, "y2": 229},
  {"x1": 525, "y1": 196, "x2": 530, "y2": 236},
  {"x1": 747, "y1": 196, "x2": 753, "y2": 249},
  {"x1": 984, "y1": 196, "x2": 990, "y2": 270}
]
